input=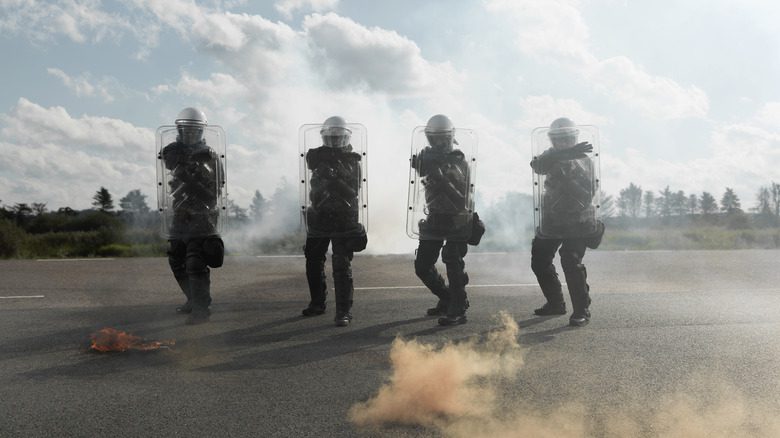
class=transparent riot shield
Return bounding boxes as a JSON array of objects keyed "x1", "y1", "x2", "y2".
[
  {"x1": 406, "y1": 127, "x2": 477, "y2": 241},
  {"x1": 156, "y1": 125, "x2": 227, "y2": 239},
  {"x1": 531, "y1": 125, "x2": 600, "y2": 239},
  {"x1": 298, "y1": 123, "x2": 368, "y2": 238}
]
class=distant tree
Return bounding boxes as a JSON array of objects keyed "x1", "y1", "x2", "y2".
[
  {"x1": 618, "y1": 183, "x2": 642, "y2": 218},
  {"x1": 754, "y1": 186, "x2": 772, "y2": 215},
  {"x1": 12, "y1": 203, "x2": 32, "y2": 217},
  {"x1": 720, "y1": 187, "x2": 742, "y2": 214},
  {"x1": 671, "y1": 190, "x2": 687, "y2": 216},
  {"x1": 656, "y1": 186, "x2": 673, "y2": 218},
  {"x1": 643, "y1": 191, "x2": 655, "y2": 217},
  {"x1": 687, "y1": 194, "x2": 698, "y2": 215},
  {"x1": 92, "y1": 187, "x2": 114, "y2": 212},
  {"x1": 249, "y1": 190, "x2": 268, "y2": 222},
  {"x1": 119, "y1": 189, "x2": 150, "y2": 215},
  {"x1": 227, "y1": 198, "x2": 248, "y2": 224},
  {"x1": 57, "y1": 206, "x2": 77, "y2": 215},
  {"x1": 771, "y1": 182, "x2": 780, "y2": 216},
  {"x1": 31, "y1": 202, "x2": 47, "y2": 215},
  {"x1": 11, "y1": 203, "x2": 32, "y2": 226},
  {"x1": 700, "y1": 192, "x2": 717, "y2": 215}
]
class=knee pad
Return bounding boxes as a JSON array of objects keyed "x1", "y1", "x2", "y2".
[
  {"x1": 441, "y1": 244, "x2": 464, "y2": 265},
  {"x1": 531, "y1": 257, "x2": 553, "y2": 275},
  {"x1": 559, "y1": 249, "x2": 583, "y2": 272},
  {"x1": 185, "y1": 252, "x2": 208, "y2": 274},
  {"x1": 414, "y1": 257, "x2": 434, "y2": 277},
  {"x1": 332, "y1": 253, "x2": 352, "y2": 274},
  {"x1": 168, "y1": 240, "x2": 186, "y2": 272}
]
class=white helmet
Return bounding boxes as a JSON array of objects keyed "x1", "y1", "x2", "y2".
[
  {"x1": 425, "y1": 114, "x2": 455, "y2": 151},
  {"x1": 175, "y1": 107, "x2": 208, "y2": 127},
  {"x1": 548, "y1": 117, "x2": 579, "y2": 148},
  {"x1": 175, "y1": 107, "x2": 207, "y2": 145},
  {"x1": 320, "y1": 115, "x2": 351, "y2": 148}
]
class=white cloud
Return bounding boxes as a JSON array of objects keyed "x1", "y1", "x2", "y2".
[
  {"x1": 0, "y1": 98, "x2": 155, "y2": 209},
  {"x1": 586, "y1": 57, "x2": 709, "y2": 120},
  {"x1": 484, "y1": 0, "x2": 592, "y2": 65},
  {"x1": 602, "y1": 104, "x2": 780, "y2": 207},
  {"x1": 515, "y1": 95, "x2": 610, "y2": 130},
  {"x1": 275, "y1": 0, "x2": 339, "y2": 19},
  {"x1": 755, "y1": 102, "x2": 780, "y2": 127},
  {"x1": 0, "y1": 0, "x2": 136, "y2": 44},
  {"x1": 170, "y1": 72, "x2": 249, "y2": 104},
  {"x1": 484, "y1": 0, "x2": 709, "y2": 120},
  {"x1": 302, "y1": 13, "x2": 464, "y2": 96},
  {"x1": 46, "y1": 68, "x2": 115, "y2": 102}
]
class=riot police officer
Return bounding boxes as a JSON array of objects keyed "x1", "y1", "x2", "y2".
[
  {"x1": 530, "y1": 117, "x2": 603, "y2": 327},
  {"x1": 300, "y1": 116, "x2": 368, "y2": 327},
  {"x1": 157, "y1": 107, "x2": 226, "y2": 325},
  {"x1": 408, "y1": 115, "x2": 481, "y2": 326}
]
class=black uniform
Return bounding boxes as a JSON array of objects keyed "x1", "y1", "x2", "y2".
[
  {"x1": 530, "y1": 148, "x2": 603, "y2": 324},
  {"x1": 162, "y1": 140, "x2": 224, "y2": 322},
  {"x1": 303, "y1": 145, "x2": 367, "y2": 323},
  {"x1": 412, "y1": 146, "x2": 472, "y2": 324}
]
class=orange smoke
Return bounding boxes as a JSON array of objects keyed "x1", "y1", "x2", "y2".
[
  {"x1": 349, "y1": 311, "x2": 523, "y2": 427},
  {"x1": 89, "y1": 327, "x2": 175, "y2": 352},
  {"x1": 349, "y1": 313, "x2": 780, "y2": 438}
]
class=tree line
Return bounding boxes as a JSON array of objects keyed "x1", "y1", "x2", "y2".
[
  {"x1": 606, "y1": 183, "x2": 780, "y2": 218},
  {"x1": 0, "y1": 181, "x2": 299, "y2": 258}
]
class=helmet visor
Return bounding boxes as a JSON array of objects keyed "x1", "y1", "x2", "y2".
[
  {"x1": 178, "y1": 125, "x2": 204, "y2": 144},
  {"x1": 426, "y1": 132, "x2": 453, "y2": 151},
  {"x1": 321, "y1": 126, "x2": 351, "y2": 148}
]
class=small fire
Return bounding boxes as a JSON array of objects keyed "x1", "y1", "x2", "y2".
[{"x1": 89, "y1": 327, "x2": 175, "y2": 352}]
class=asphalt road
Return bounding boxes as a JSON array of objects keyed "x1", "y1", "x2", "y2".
[{"x1": 2, "y1": 250, "x2": 780, "y2": 437}]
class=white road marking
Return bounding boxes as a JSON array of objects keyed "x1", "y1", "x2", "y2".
[
  {"x1": 255, "y1": 255, "x2": 304, "y2": 258},
  {"x1": 37, "y1": 258, "x2": 115, "y2": 262},
  {"x1": 355, "y1": 283, "x2": 548, "y2": 290},
  {"x1": 0, "y1": 295, "x2": 45, "y2": 299}
]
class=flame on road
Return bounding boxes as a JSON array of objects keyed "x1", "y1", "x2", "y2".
[{"x1": 89, "y1": 327, "x2": 175, "y2": 352}]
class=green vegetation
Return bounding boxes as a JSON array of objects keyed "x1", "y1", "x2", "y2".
[
  {"x1": 601, "y1": 227, "x2": 780, "y2": 250},
  {"x1": 5, "y1": 182, "x2": 780, "y2": 258}
]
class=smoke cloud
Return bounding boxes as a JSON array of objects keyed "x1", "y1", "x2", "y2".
[
  {"x1": 349, "y1": 312, "x2": 523, "y2": 427},
  {"x1": 350, "y1": 313, "x2": 780, "y2": 437}
]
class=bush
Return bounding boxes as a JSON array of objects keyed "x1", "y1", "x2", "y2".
[
  {"x1": 0, "y1": 219, "x2": 26, "y2": 258},
  {"x1": 96, "y1": 242, "x2": 167, "y2": 257},
  {"x1": 22, "y1": 230, "x2": 114, "y2": 258}
]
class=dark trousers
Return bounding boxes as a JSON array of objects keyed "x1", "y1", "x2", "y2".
[
  {"x1": 414, "y1": 239, "x2": 469, "y2": 312},
  {"x1": 531, "y1": 237, "x2": 590, "y2": 313},
  {"x1": 168, "y1": 238, "x2": 211, "y2": 310},
  {"x1": 304, "y1": 237, "x2": 355, "y2": 312}
]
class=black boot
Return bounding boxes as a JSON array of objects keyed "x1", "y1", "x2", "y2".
[
  {"x1": 426, "y1": 298, "x2": 449, "y2": 316},
  {"x1": 569, "y1": 309, "x2": 591, "y2": 327},
  {"x1": 334, "y1": 311, "x2": 353, "y2": 327},
  {"x1": 534, "y1": 301, "x2": 567, "y2": 316},
  {"x1": 302, "y1": 302, "x2": 327, "y2": 316},
  {"x1": 173, "y1": 274, "x2": 193, "y2": 314},
  {"x1": 333, "y1": 265, "x2": 354, "y2": 327},
  {"x1": 186, "y1": 272, "x2": 212, "y2": 325},
  {"x1": 438, "y1": 284, "x2": 467, "y2": 326},
  {"x1": 304, "y1": 257, "x2": 328, "y2": 317},
  {"x1": 438, "y1": 255, "x2": 468, "y2": 326},
  {"x1": 415, "y1": 259, "x2": 450, "y2": 316},
  {"x1": 564, "y1": 263, "x2": 591, "y2": 327}
]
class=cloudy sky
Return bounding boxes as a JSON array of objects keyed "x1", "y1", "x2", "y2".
[{"x1": 2, "y1": 0, "x2": 780, "y2": 226}]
